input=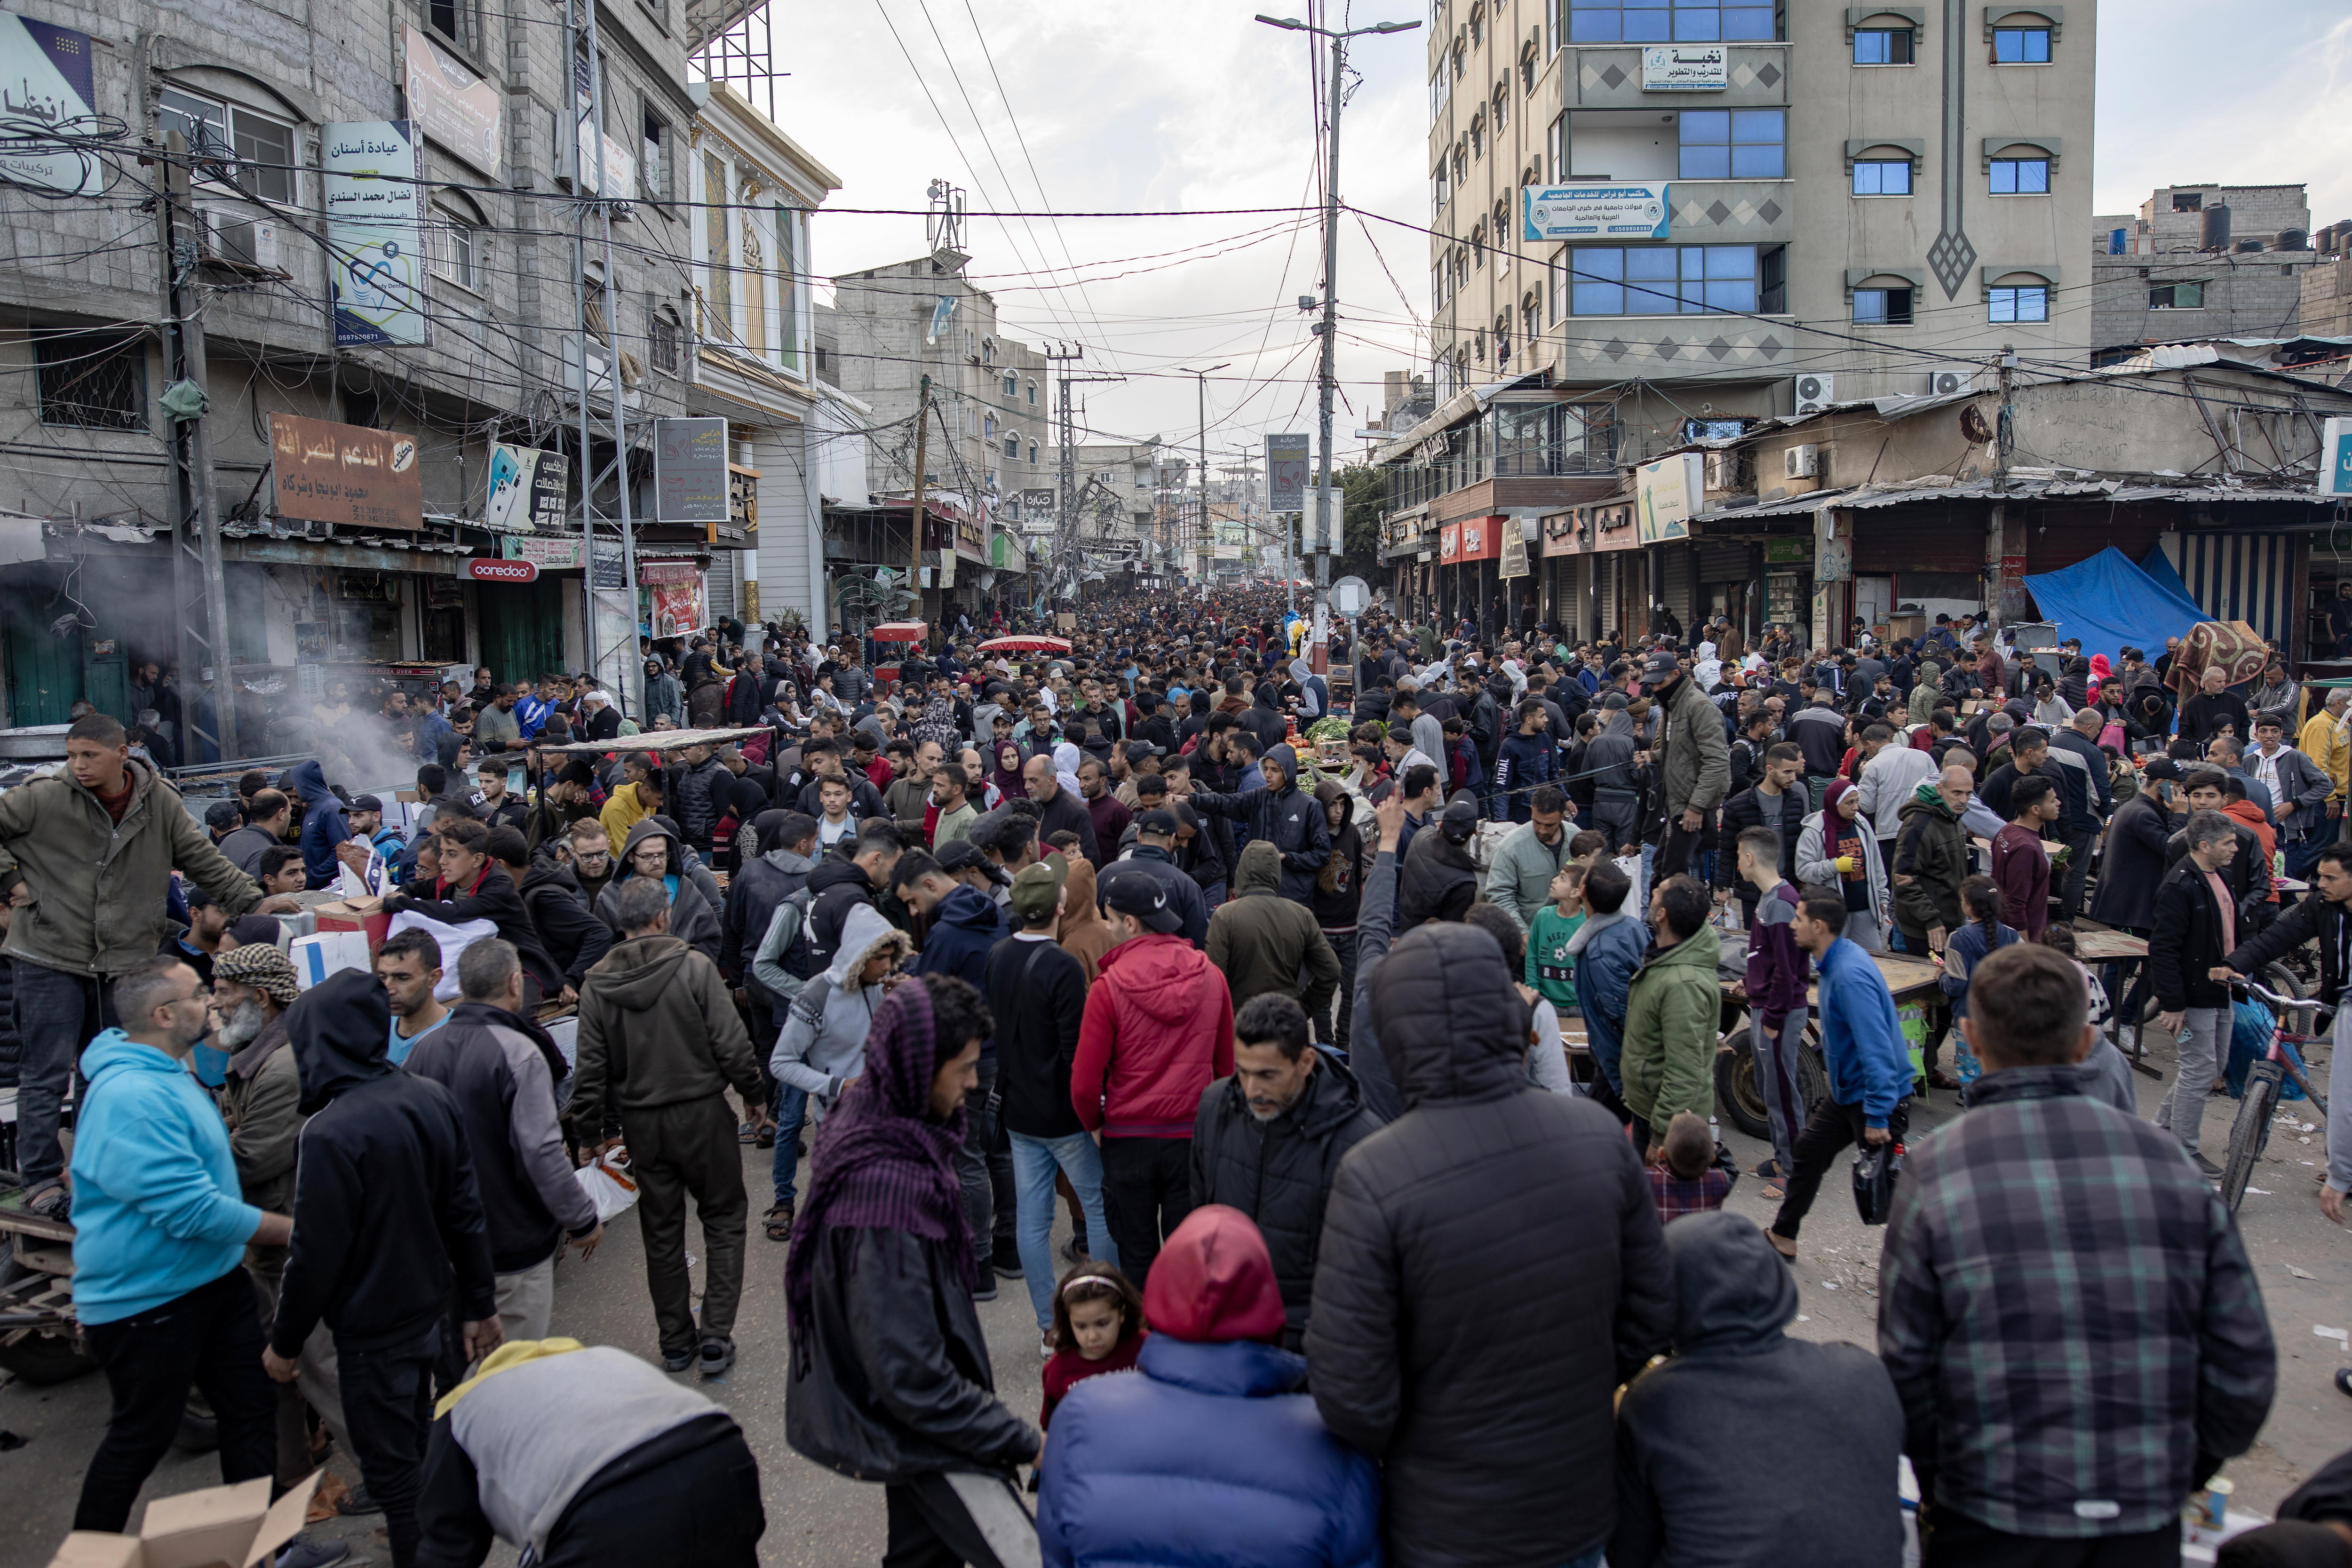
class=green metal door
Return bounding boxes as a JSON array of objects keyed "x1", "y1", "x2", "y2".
[
  {"x1": 2, "y1": 574, "x2": 83, "y2": 725},
  {"x1": 475, "y1": 578, "x2": 568, "y2": 686}
]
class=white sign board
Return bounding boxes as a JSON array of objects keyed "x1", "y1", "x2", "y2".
[
  {"x1": 1266, "y1": 433, "x2": 1310, "y2": 513},
  {"x1": 1330, "y1": 575, "x2": 1370, "y2": 618},
  {"x1": 0, "y1": 9, "x2": 101, "y2": 195},
  {"x1": 1523, "y1": 183, "x2": 1672, "y2": 243},
  {"x1": 324, "y1": 121, "x2": 428, "y2": 347},
  {"x1": 2322, "y1": 417, "x2": 2352, "y2": 496},
  {"x1": 1641, "y1": 45, "x2": 1728, "y2": 89},
  {"x1": 1636, "y1": 453, "x2": 1703, "y2": 544}
]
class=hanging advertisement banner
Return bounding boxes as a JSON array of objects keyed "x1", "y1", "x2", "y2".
[
  {"x1": 653, "y1": 416, "x2": 728, "y2": 523},
  {"x1": 1636, "y1": 453, "x2": 1702, "y2": 544},
  {"x1": 0, "y1": 9, "x2": 101, "y2": 195},
  {"x1": 270, "y1": 413, "x2": 423, "y2": 530},
  {"x1": 1265, "y1": 433, "x2": 1310, "y2": 512},
  {"x1": 483, "y1": 443, "x2": 568, "y2": 533},
  {"x1": 501, "y1": 534, "x2": 584, "y2": 570},
  {"x1": 323, "y1": 120, "x2": 428, "y2": 347},
  {"x1": 1522, "y1": 183, "x2": 1671, "y2": 243},
  {"x1": 401, "y1": 24, "x2": 500, "y2": 176},
  {"x1": 645, "y1": 577, "x2": 704, "y2": 638}
]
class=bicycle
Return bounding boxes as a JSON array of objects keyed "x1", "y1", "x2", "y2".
[{"x1": 2218, "y1": 978, "x2": 2333, "y2": 1214}]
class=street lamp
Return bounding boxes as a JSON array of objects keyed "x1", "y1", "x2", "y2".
[
  {"x1": 1176, "y1": 363, "x2": 1230, "y2": 595},
  {"x1": 1255, "y1": 9, "x2": 1420, "y2": 672}
]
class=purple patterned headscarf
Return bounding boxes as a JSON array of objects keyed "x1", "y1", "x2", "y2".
[{"x1": 785, "y1": 975, "x2": 974, "y2": 1370}]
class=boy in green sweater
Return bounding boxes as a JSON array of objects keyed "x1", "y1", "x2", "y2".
[{"x1": 1526, "y1": 862, "x2": 1588, "y2": 1015}]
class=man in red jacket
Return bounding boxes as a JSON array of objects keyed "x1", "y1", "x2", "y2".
[{"x1": 1071, "y1": 873, "x2": 1234, "y2": 1287}]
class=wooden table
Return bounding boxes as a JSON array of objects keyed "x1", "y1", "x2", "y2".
[
  {"x1": 1722, "y1": 951, "x2": 1941, "y2": 1009},
  {"x1": 2072, "y1": 929, "x2": 2160, "y2": 1077}
]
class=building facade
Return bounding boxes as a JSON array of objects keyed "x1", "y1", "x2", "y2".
[{"x1": 2090, "y1": 184, "x2": 2315, "y2": 363}]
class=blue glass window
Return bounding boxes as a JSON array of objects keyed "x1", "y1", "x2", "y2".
[
  {"x1": 1570, "y1": 2, "x2": 1775, "y2": 42},
  {"x1": 1852, "y1": 159, "x2": 1912, "y2": 195},
  {"x1": 1989, "y1": 285, "x2": 2049, "y2": 322},
  {"x1": 1568, "y1": 246, "x2": 1757, "y2": 315},
  {"x1": 1990, "y1": 157, "x2": 2050, "y2": 194},
  {"x1": 1993, "y1": 26, "x2": 2051, "y2": 61}
]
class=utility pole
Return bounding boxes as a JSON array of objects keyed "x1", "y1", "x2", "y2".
[
  {"x1": 911, "y1": 374, "x2": 930, "y2": 622},
  {"x1": 577, "y1": 0, "x2": 640, "y2": 714},
  {"x1": 157, "y1": 128, "x2": 237, "y2": 759},
  {"x1": 1256, "y1": 11, "x2": 1420, "y2": 674},
  {"x1": 1178, "y1": 363, "x2": 1229, "y2": 597}
]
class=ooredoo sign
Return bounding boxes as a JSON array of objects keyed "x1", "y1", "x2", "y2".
[{"x1": 463, "y1": 558, "x2": 539, "y2": 584}]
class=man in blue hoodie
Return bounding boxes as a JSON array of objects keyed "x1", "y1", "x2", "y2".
[
  {"x1": 1767, "y1": 883, "x2": 1914, "y2": 1260},
  {"x1": 284, "y1": 759, "x2": 356, "y2": 891},
  {"x1": 69, "y1": 954, "x2": 293, "y2": 1533},
  {"x1": 1564, "y1": 858, "x2": 1650, "y2": 1117}
]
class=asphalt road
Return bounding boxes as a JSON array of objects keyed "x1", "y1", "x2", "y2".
[{"x1": 0, "y1": 1027, "x2": 2344, "y2": 1568}]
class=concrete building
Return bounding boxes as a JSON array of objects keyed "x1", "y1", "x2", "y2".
[
  {"x1": 2090, "y1": 184, "x2": 2317, "y2": 363},
  {"x1": 0, "y1": 0, "x2": 737, "y2": 741},
  {"x1": 2296, "y1": 219, "x2": 2352, "y2": 341},
  {"x1": 1384, "y1": 0, "x2": 2094, "y2": 635}
]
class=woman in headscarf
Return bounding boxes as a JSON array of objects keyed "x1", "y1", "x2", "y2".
[
  {"x1": 1055, "y1": 857, "x2": 1116, "y2": 984},
  {"x1": 987, "y1": 740, "x2": 1027, "y2": 812}
]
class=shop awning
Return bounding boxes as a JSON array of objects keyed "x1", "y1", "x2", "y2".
[{"x1": 2021, "y1": 546, "x2": 2206, "y2": 663}]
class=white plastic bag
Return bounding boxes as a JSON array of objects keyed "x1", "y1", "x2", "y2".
[
  {"x1": 385, "y1": 910, "x2": 498, "y2": 1000},
  {"x1": 575, "y1": 1150, "x2": 638, "y2": 1223}
]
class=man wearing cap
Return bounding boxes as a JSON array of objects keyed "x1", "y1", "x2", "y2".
[
  {"x1": 1383, "y1": 723, "x2": 1438, "y2": 782},
  {"x1": 1645, "y1": 650, "x2": 1729, "y2": 880},
  {"x1": 1073, "y1": 870, "x2": 1235, "y2": 1287},
  {"x1": 1110, "y1": 810, "x2": 1210, "y2": 947}
]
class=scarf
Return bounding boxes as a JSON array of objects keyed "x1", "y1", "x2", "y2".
[{"x1": 784, "y1": 977, "x2": 972, "y2": 1373}]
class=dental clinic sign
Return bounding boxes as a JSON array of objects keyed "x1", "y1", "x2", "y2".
[
  {"x1": 0, "y1": 9, "x2": 101, "y2": 195},
  {"x1": 2321, "y1": 418, "x2": 2352, "y2": 497},
  {"x1": 1523, "y1": 183, "x2": 1671, "y2": 243}
]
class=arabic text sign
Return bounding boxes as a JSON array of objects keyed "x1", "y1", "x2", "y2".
[
  {"x1": 484, "y1": 443, "x2": 568, "y2": 533},
  {"x1": 402, "y1": 25, "x2": 501, "y2": 176},
  {"x1": 1523, "y1": 183, "x2": 1671, "y2": 243},
  {"x1": 0, "y1": 9, "x2": 98, "y2": 195},
  {"x1": 502, "y1": 534, "x2": 584, "y2": 570},
  {"x1": 270, "y1": 413, "x2": 424, "y2": 531},
  {"x1": 1636, "y1": 453, "x2": 1702, "y2": 544},
  {"x1": 653, "y1": 416, "x2": 729, "y2": 524},
  {"x1": 324, "y1": 121, "x2": 428, "y2": 348},
  {"x1": 1641, "y1": 45, "x2": 1727, "y2": 89},
  {"x1": 1265, "y1": 433, "x2": 1310, "y2": 512}
]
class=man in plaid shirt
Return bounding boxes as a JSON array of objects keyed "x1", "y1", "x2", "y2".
[{"x1": 1879, "y1": 943, "x2": 2275, "y2": 1567}]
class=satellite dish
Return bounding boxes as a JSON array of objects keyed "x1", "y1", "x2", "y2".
[{"x1": 1330, "y1": 575, "x2": 1371, "y2": 618}]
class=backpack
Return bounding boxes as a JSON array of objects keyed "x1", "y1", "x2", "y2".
[{"x1": 766, "y1": 886, "x2": 826, "y2": 985}]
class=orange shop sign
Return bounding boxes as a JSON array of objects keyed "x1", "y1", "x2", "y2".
[
  {"x1": 1438, "y1": 522, "x2": 1462, "y2": 564},
  {"x1": 1454, "y1": 515, "x2": 1503, "y2": 562}
]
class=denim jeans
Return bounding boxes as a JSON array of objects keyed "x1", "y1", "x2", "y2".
[
  {"x1": 12, "y1": 959, "x2": 116, "y2": 1184},
  {"x1": 1324, "y1": 930, "x2": 1360, "y2": 1048},
  {"x1": 1007, "y1": 1130, "x2": 1117, "y2": 1331},
  {"x1": 770, "y1": 1083, "x2": 808, "y2": 1207},
  {"x1": 957, "y1": 1058, "x2": 1017, "y2": 1262},
  {"x1": 2156, "y1": 1006, "x2": 2228, "y2": 1157},
  {"x1": 1751, "y1": 1009, "x2": 1806, "y2": 1182}
]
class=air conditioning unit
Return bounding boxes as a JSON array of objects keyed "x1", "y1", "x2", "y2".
[
  {"x1": 197, "y1": 205, "x2": 281, "y2": 272},
  {"x1": 1703, "y1": 450, "x2": 1742, "y2": 491},
  {"x1": 1784, "y1": 444, "x2": 1820, "y2": 480},
  {"x1": 1792, "y1": 373, "x2": 1835, "y2": 414},
  {"x1": 1927, "y1": 368, "x2": 1978, "y2": 396}
]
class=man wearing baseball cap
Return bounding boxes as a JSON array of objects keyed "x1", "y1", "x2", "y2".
[
  {"x1": 1108, "y1": 810, "x2": 1208, "y2": 947},
  {"x1": 1071, "y1": 868, "x2": 1234, "y2": 1288}
]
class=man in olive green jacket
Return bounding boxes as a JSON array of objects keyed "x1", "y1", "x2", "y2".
[
  {"x1": 0, "y1": 716, "x2": 285, "y2": 1214},
  {"x1": 1618, "y1": 874, "x2": 1722, "y2": 1159}
]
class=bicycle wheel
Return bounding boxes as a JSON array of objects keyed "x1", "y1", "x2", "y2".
[
  {"x1": 1715, "y1": 1029, "x2": 1772, "y2": 1140},
  {"x1": 2220, "y1": 1064, "x2": 2281, "y2": 1213}
]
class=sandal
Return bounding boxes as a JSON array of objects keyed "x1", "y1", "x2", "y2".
[
  {"x1": 24, "y1": 1179, "x2": 68, "y2": 1220},
  {"x1": 1759, "y1": 1179, "x2": 1786, "y2": 1201},
  {"x1": 763, "y1": 1202, "x2": 794, "y2": 1242}
]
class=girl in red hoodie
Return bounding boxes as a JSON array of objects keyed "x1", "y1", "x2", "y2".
[{"x1": 1040, "y1": 1263, "x2": 1145, "y2": 1429}]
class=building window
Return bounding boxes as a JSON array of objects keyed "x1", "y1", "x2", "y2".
[
  {"x1": 1432, "y1": 159, "x2": 1450, "y2": 216},
  {"x1": 775, "y1": 203, "x2": 802, "y2": 370},
  {"x1": 1430, "y1": 63, "x2": 1451, "y2": 118},
  {"x1": 1493, "y1": 81, "x2": 1509, "y2": 133},
  {"x1": 1679, "y1": 110, "x2": 1785, "y2": 179},
  {"x1": 1989, "y1": 284, "x2": 2049, "y2": 322},
  {"x1": 1520, "y1": 42, "x2": 1538, "y2": 92},
  {"x1": 1852, "y1": 26, "x2": 1913, "y2": 63},
  {"x1": 640, "y1": 110, "x2": 669, "y2": 201},
  {"x1": 1026, "y1": 382, "x2": 1037, "y2": 405},
  {"x1": 1852, "y1": 287, "x2": 1913, "y2": 324},
  {"x1": 1548, "y1": 248, "x2": 1567, "y2": 321},
  {"x1": 1568, "y1": 245, "x2": 1757, "y2": 314},
  {"x1": 1852, "y1": 159, "x2": 1912, "y2": 196},
  {"x1": 1470, "y1": 111, "x2": 1484, "y2": 161},
  {"x1": 2149, "y1": 281, "x2": 2205, "y2": 310},
  {"x1": 1453, "y1": 141, "x2": 1468, "y2": 184},
  {"x1": 984, "y1": 414, "x2": 996, "y2": 438},
  {"x1": 1569, "y1": 1, "x2": 1775, "y2": 43},
  {"x1": 1469, "y1": 0, "x2": 1482, "y2": 45},
  {"x1": 1003, "y1": 435, "x2": 1019, "y2": 460},
  {"x1": 1002, "y1": 373, "x2": 1017, "y2": 397},
  {"x1": 1992, "y1": 25, "x2": 2051, "y2": 61},
  {"x1": 37, "y1": 333, "x2": 146, "y2": 431},
  {"x1": 704, "y1": 153, "x2": 731, "y2": 339},
  {"x1": 427, "y1": 207, "x2": 480, "y2": 290},
  {"x1": 1546, "y1": 112, "x2": 1567, "y2": 183},
  {"x1": 1029, "y1": 442, "x2": 1039, "y2": 463},
  {"x1": 1471, "y1": 222, "x2": 1486, "y2": 268},
  {"x1": 649, "y1": 304, "x2": 679, "y2": 373},
  {"x1": 156, "y1": 89, "x2": 296, "y2": 204},
  {"x1": 1522, "y1": 299, "x2": 1542, "y2": 351},
  {"x1": 2171, "y1": 191, "x2": 2203, "y2": 213},
  {"x1": 427, "y1": 0, "x2": 475, "y2": 50},
  {"x1": 1989, "y1": 156, "x2": 2050, "y2": 194}
]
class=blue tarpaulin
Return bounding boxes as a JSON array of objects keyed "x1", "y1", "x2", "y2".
[{"x1": 2022, "y1": 546, "x2": 2207, "y2": 663}]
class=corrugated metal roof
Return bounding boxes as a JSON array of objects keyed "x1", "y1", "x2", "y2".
[{"x1": 1693, "y1": 473, "x2": 2336, "y2": 525}]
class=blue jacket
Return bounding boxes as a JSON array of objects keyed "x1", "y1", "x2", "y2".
[
  {"x1": 1490, "y1": 730, "x2": 1557, "y2": 821},
  {"x1": 1814, "y1": 936, "x2": 1914, "y2": 1127},
  {"x1": 286, "y1": 759, "x2": 351, "y2": 891},
  {"x1": 1566, "y1": 907, "x2": 1650, "y2": 1093},
  {"x1": 68, "y1": 1030, "x2": 262, "y2": 1325},
  {"x1": 908, "y1": 883, "x2": 1005, "y2": 1045},
  {"x1": 1038, "y1": 1333, "x2": 1382, "y2": 1568}
]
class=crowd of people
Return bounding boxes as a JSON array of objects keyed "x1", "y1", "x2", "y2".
[{"x1": 0, "y1": 585, "x2": 2347, "y2": 1568}]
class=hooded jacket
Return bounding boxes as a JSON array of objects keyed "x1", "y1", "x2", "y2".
[
  {"x1": 1797, "y1": 806, "x2": 1892, "y2": 938},
  {"x1": 0, "y1": 755, "x2": 264, "y2": 977},
  {"x1": 1612, "y1": 1213, "x2": 1905, "y2": 1568},
  {"x1": 1892, "y1": 786, "x2": 1969, "y2": 938},
  {"x1": 907, "y1": 882, "x2": 1005, "y2": 1001},
  {"x1": 1190, "y1": 745, "x2": 1331, "y2": 904},
  {"x1": 516, "y1": 860, "x2": 613, "y2": 992},
  {"x1": 1111, "y1": 843, "x2": 1210, "y2": 948},
  {"x1": 1308, "y1": 923, "x2": 1675, "y2": 1568},
  {"x1": 1189, "y1": 1050, "x2": 1382, "y2": 1345},
  {"x1": 68, "y1": 1028, "x2": 265, "y2": 1326},
  {"x1": 286, "y1": 760, "x2": 353, "y2": 891},
  {"x1": 805, "y1": 848, "x2": 882, "y2": 966},
  {"x1": 1072, "y1": 932, "x2": 1235, "y2": 1138},
  {"x1": 1038, "y1": 1207, "x2": 1382, "y2": 1568},
  {"x1": 271, "y1": 970, "x2": 496, "y2": 1355},
  {"x1": 987, "y1": 926, "x2": 1091, "y2": 1140},
  {"x1": 1206, "y1": 842, "x2": 1341, "y2": 1023},
  {"x1": 594, "y1": 819, "x2": 721, "y2": 961},
  {"x1": 1619, "y1": 926, "x2": 1723, "y2": 1130},
  {"x1": 721, "y1": 840, "x2": 818, "y2": 1004},
  {"x1": 1656, "y1": 671, "x2": 1732, "y2": 818},
  {"x1": 573, "y1": 932, "x2": 764, "y2": 1123},
  {"x1": 404, "y1": 1000, "x2": 599, "y2": 1274},
  {"x1": 771, "y1": 904, "x2": 911, "y2": 1119},
  {"x1": 1397, "y1": 800, "x2": 1480, "y2": 928},
  {"x1": 1566, "y1": 905, "x2": 1650, "y2": 1096}
]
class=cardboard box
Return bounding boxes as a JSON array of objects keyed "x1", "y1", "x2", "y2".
[
  {"x1": 289, "y1": 931, "x2": 371, "y2": 989},
  {"x1": 49, "y1": 1472, "x2": 317, "y2": 1568},
  {"x1": 313, "y1": 895, "x2": 391, "y2": 955}
]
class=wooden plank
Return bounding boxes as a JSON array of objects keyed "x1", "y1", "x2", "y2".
[
  {"x1": 534, "y1": 725, "x2": 770, "y2": 756},
  {"x1": 2071, "y1": 930, "x2": 2150, "y2": 961}
]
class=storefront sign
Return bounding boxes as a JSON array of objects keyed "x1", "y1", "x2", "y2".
[
  {"x1": 1641, "y1": 45, "x2": 1727, "y2": 89},
  {"x1": 1455, "y1": 515, "x2": 1502, "y2": 562},
  {"x1": 637, "y1": 559, "x2": 701, "y2": 585},
  {"x1": 463, "y1": 557, "x2": 537, "y2": 583},
  {"x1": 1762, "y1": 537, "x2": 1809, "y2": 564},
  {"x1": 591, "y1": 543, "x2": 625, "y2": 589},
  {"x1": 1523, "y1": 182, "x2": 1670, "y2": 243},
  {"x1": 270, "y1": 413, "x2": 423, "y2": 530},
  {"x1": 1500, "y1": 530, "x2": 1529, "y2": 580},
  {"x1": 727, "y1": 463, "x2": 760, "y2": 549},
  {"x1": 954, "y1": 515, "x2": 986, "y2": 562},
  {"x1": 2323, "y1": 417, "x2": 2352, "y2": 496},
  {"x1": 401, "y1": 24, "x2": 500, "y2": 175},
  {"x1": 502, "y1": 534, "x2": 584, "y2": 570},
  {"x1": 1438, "y1": 521, "x2": 1461, "y2": 564},
  {"x1": 653, "y1": 416, "x2": 728, "y2": 524},
  {"x1": 0, "y1": 10, "x2": 101, "y2": 195},
  {"x1": 484, "y1": 443, "x2": 567, "y2": 533},
  {"x1": 1541, "y1": 512, "x2": 1580, "y2": 552},
  {"x1": 324, "y1": 121, "x2": 428, "y2": 347},
  {"x1": 1636, "y1": 453, "x2": 1702, "y2": 544},
  {"x1": 646, "y1": 577, "x2": 703, "y2": 638}
]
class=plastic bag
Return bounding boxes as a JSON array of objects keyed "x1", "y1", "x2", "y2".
[
  {"x1": 1852, "y1": 1137, "x2": 1905, "y2": 1226},
  {"x1": 386, "y1": 910, "x2": 499, "y2": 1000},
  {"x1": 575, "y1": 1150, "x2": 638, "y2": 1223},
  {"x1": 2224, "y1": 997, "x2": 2308, "y2": 1101}
]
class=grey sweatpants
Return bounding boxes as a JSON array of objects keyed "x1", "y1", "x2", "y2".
[{"x1": 1753, "y1": 1009, "x2": 1806, "y2": 1182}]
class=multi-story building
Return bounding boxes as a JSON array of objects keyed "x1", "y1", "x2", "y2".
[
  {"x1": 2090, "y1": 184, "x2": 2316, "y2": 363},
  {"x1": 1383, "y1": 0, "x2": 2093, "y2": 637},
  {"x1": 2296, "y1": 220, "x2": 2352, "y2": 341}
]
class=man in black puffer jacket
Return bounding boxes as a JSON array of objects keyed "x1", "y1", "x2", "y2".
[
  {"x1": 1190, "y1": 993, "x2": 1381, "y2": 1348},
  {"x1": 1307, "y1": 920, "x2": 1675, "y2": 1568}
]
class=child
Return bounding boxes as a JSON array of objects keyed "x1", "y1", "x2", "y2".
[
  {"x1": 1737, "y1": 826, "x2": 1807, "y2": 1199},
  {"x1": 1646, "y1": 1110, "x2": 1732, "y2": 1224},
  {"x1": 1939, "y1": 875, "x2": 2018, "y2": 1088},
  {"x1": 1568, "y1": 827, "x2": 1611, "y2": 868},
  {"x1": 1467, "y1": 905, "x2": 1573, "y2": 1094},
  {"x1": 1526, "y1": 862, "x2": 1587, "y2": 1017},
  {"x1": 2039, "y1": 924, "x2": 2139, "y2": 1116},
  {"x1": 1041, "y1": 1263, "x2": 1146, "y2": 1429}
]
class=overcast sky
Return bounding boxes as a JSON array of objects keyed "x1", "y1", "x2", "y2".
[{"x1": 775, "y1": 1, "x2": 2352, "y2": 465}]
